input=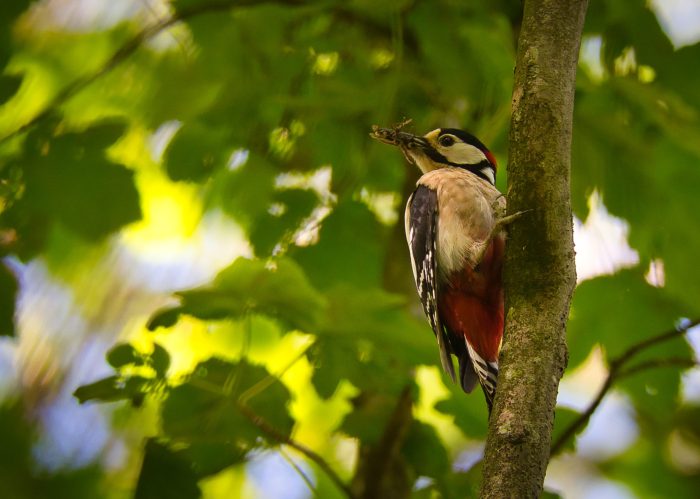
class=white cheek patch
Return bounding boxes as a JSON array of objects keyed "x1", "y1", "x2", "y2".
[
  {"x1": 438, "y1": 143, "x2": 487, "y2": 166},
  {"x1": 480, "y1": 166, "x2": 495, "y2": 185}
]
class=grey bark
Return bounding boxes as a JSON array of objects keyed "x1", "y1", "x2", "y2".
[{"x1": 480, "y1": 0, "x2": 588, "y2": 497}]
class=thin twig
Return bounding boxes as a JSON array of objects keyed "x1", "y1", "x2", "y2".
[
  {"x1": 278, "y1": 447, "x2": 317, "y2": 495},
  {"x1": 183, "y1": 369, "x2": 353, "y2": 497},
  {"x1": 239, "y1": 342, "x2": 312, "y2": 403},
  {"x1": 0, "y1": 0, "x2": 306, "y2": 145},
  {"x1": 612, "y1": 318, "x2": 700, "y2": 369},
  {"x1": 551, "y1": 318, "x2": 700, "y2": 456},
  {"x1": 618, "y1": 357, "x2": 698, "y2": 379},
  {"x1": 236, "y1": 401, "x2": 355, "y2": 499}
]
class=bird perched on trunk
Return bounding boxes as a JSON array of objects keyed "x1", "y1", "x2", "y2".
[{"x1": 371, "y1": 122, "x2": 519, "y2": 412}]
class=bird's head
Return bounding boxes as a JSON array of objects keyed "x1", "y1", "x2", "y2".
[{"x1": 371, "y1": 126, "x2": 497, "y2": 185}]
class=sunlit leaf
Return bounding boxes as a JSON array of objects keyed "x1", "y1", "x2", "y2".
[{"x1": 148, "y1": 257, "x2": 325, "y2": 332}]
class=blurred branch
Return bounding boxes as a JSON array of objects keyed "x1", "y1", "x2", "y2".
[
  {"x1": 618, "y1": 357, "x2": 698, "y2": 379},
  {"x1": 350, "y1": 386, "x2": 414, "y2": 499},
  {"x1": 236, "y1": 400, "x2": 356, "y2": 499},
  {"x1": 550, "y1": 318, "x2": 700, "y2": 456},
  {"x1": 0, "y1": 0, "x2": 305, "y2": 145}
]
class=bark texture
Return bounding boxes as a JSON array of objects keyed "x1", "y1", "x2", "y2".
[{"x1": 480, "y1": 1, "x2": 588, "y2": 497}]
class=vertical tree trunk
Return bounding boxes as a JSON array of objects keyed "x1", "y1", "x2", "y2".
[{"x1": 481, "y1": 1, "x2": 588, "y2": 497}]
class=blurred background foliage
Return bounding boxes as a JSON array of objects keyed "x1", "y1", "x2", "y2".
[{"x1": 0, "y1": 0, "x2": 699, "y2": 498}]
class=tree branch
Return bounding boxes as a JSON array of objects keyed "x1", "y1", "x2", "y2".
[
  {"x1": 236, "y1": 400, "x2": 356, "y2": 499},
  {"x1": 480, "y1": 0, "x2": 588, "y2": 496},
  {"x1": 0, "y1": 0, "x2": 305, "y2": 145},
  {"x1": 350, "y1": 386, "x2": 414, "y2": 499},
  {"x1": 550, "y1": 318, "x2": 700, "y2": 455}
]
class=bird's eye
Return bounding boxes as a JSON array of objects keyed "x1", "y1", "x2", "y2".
[{"x1": 439, "y1": 135, "x2": 455, "y2": 147}]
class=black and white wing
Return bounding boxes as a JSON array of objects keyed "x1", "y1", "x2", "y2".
[{"x1": 405, "y1": 185, "x2": 456, "y2": 382}]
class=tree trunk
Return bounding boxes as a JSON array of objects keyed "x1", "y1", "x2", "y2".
[{"x1": 481, "y1": 1, "x2": 587, "y2": 497}]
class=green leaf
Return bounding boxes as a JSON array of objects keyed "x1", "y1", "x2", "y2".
[
  {"x1": 8, "y1": 121, "x2": 141, "y2": 247},
  {"x1": 106, "y1": 343, "x2": 141, "y2": 368},
  {"x1": 294, "y1": 201, "x2": 384, "y2": 289},
  {"x1": 308, "y1": 338, "x2": 354, "y2": 399},
  {"x1": 147, "y1": 307, "x2": 180, "y2": 331},
  {"x1": 151, "y1": 343, "x2": 171, "y2": 378},
  {"x1": 73, "y1": 375, "x2": 149, "y2": 405},
  {"x1": 0, "y1": 262, "x2": 17, "y2": 337},
  {"x1": 176, "y1": 442, "x2": 248, "y2": 479},
  {"x1": 73, "y1": 376, "x2": 123, "y2": 404},
  {"x1": 164, "y1": 123, "x2": 229, "y2": 182},
  {"x1": 162, "y1": 359, "x2": 293, "y2": 446},
  {"x1": 320, "y1": 285, "x2": 435, "y2": 365},
  {"x1": 135, "y1": 440, "x2": 201, "y2": 499},
  {"x1": 213, "y1": 153, "x2": 276, "y2": 234},
  {"x1": 148, "y1": 257, "x2": 325, "y2": 332},
  {"x1": 572, "y1": 82, "x2": 700, "y2": 313},
  {"x1": 250, "y1": 188, "x2": 319, "y2": 256}
]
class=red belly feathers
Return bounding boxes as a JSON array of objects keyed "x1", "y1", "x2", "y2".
[{"x1": 438, "y1": 236, "x2": 505, "y2": 362}]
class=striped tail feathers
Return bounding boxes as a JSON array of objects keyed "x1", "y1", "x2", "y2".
[{"x1": 466, "y1": 341, "x2": 499, "y2": 412}]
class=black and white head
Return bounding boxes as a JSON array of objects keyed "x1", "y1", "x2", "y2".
[{"x1": 374, "y1": 127, "x2": 498, "y2": 185}]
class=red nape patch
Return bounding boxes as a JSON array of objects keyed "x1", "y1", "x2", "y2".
[{"x1": 484, "y1": 150, "x2": 498, "y2": 170}]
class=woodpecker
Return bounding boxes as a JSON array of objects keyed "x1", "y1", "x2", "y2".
[{"x1": 371, "y1": 124, "x2": 510, "y2": 411}]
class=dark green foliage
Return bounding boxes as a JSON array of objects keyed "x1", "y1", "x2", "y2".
[
  {"x1": 0, "y1": 262, "x2": 17, "y2": 336},
  {"x1": 3, "y1": 121, "x2": 141, "y2": 256},
  {"x1": 73, "y1": 375, "x2": 149, "y2": 407},
  {"x1": 162, "y1": 359, "x2": 294, "y2": 446},
  {"x1": 106, "y1": 343, "x2": 142, "y2": 368},
  {"x1": 135, "y1": 440, "x2": 201, "y2": 499}
]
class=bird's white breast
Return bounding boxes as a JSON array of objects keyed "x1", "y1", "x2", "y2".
[{"x1": 417, "y1": 168, "x2": 505, "y2": 278}]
